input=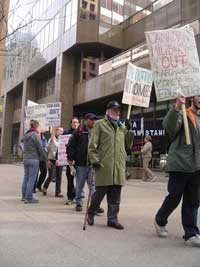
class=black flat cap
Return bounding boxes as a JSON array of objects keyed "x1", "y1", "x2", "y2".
[{"x1": 106, "y1": 100, "x2": 121, "y2": 110}]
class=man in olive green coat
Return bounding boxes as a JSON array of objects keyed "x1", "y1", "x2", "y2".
[
  {"x1": 154, "y1": 95, "x2": 200, "y2": 247},
  {"x1": 87, "y1": 100, "x2": 134, "y2": 230}
]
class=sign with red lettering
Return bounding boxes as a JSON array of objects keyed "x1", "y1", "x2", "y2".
[
  {"x1": 57, "y1": 134, "x2": 72, "y2": 166},
  {"x1": 122, "y1": 63, "x2": 153, "y2": 107},
  {"x1": 145, "y1": 28, "x2": 200, "y2": 101}
]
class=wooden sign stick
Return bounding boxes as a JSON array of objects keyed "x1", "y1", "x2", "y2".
[
  {"x1": 127, "y1": 105, "x2": 132, "y2": 119},
  {"x1": 182, "y1": 103, "x2": 191, "y2": 145}
]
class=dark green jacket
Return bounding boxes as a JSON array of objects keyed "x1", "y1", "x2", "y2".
[
  {"x1": 88, "y1": 116, "x2": 134, "y2": 186},
  {"x1": 164, "y1": 107, "x2": 200, "y2": 172}
]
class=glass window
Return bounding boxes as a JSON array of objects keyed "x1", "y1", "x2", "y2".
[
  {"x1": 65, "y1": 2, "x2": 72, "y2": 31},
  {"x1": 54, "y1": 14, "x2": 59, "y2": 40},
  {"x1": 44, "y1": 23, "x2": 49, "y2": 49},
  {"x1": 40, "y1": 28, "x2": 45, "y2": 51},
  {"x1": 71, "y1": 0, "x2": 78, "y2": 26},
  {"x1": 49, "y1": 19, "x2": 54, "y2": 45}
]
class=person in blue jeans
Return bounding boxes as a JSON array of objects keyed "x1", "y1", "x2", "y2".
[
  {"x1": 154, "y1": 95, "x2": 200, "y2": 247},
  {"x1": 21, "y1": 120, "x2": 48, "y2": 204},
  {"x1": 67, "y1": 113, "x2": 104, "y2": 213}
]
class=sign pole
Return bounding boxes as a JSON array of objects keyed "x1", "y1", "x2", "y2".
[
  {"x1": 127, "y1": 105, "x2": 132, "y2": 119},
  {"x1": 182, "y1": 104, "x2": 191, "y2": 145}
]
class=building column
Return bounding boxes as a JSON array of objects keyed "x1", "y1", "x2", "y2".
[
  {"x1": 0, "y1": 92, "x2": 14, "y2": 156},
  {"x1": 55, "y1": 53, "x2": 75, "y2": 128}
]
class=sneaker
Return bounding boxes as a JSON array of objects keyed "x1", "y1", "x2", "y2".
[
  {"x1": 142, "y1": 177, "x2": 148, "y2": 181},
  {"x1": 42, "y1": 188, "x2": 47, "y2": 196},
  {"x1": 185, "y1": 235, "x2": 200, "y2": 247},
  {"x1": 87, "y1": 214, "x2": 94, "y2": 226},
  {"x1": 154, "y1": 219, "x2": 168, "y2": 238},
  {"x1": 96, "y1": 207, "x2": 104, "y2": 214},
  {"x1": 148, "y1": 176, "x2": 157, "y2": 182},
  {"x1": 76, "y1": 205, "x2": 82, "y2": 212},
  {"x1": 65, "y1": 199, "x2": 73, "y2": 205},
  {"x1": 24, "y1": 198, "x2": 39, "y2": 204},
  {"x1": 107, "y1": 221, "x2": 124, "y2": 230}
]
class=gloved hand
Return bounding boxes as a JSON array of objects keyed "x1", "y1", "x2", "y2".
[
  {"x1": 92, "y1": 162, "x2": 102, "y2": 169},
  {"x1": 125, "y1": 119, "x2": 132, "y2": 130}
]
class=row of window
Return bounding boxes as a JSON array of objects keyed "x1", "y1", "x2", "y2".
[{"x1": 32, "y1": 0, "x2": 55, "y2": 21}]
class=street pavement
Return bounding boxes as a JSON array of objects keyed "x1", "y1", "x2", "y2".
[{"x1": 0, "y1": 164, "x2": 200, "y2": 267}]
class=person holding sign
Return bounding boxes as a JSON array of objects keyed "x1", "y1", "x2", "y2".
[
  {"x1": 154, "y1": 95, "x2": 200, "y2": 247},
  {"x1": 87, "y1": 101, "x2": 134, "y2": 230}
]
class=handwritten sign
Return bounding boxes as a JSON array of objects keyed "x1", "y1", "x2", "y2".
[
  {"x1": 122, "y1": 63, "x2": 153, "y2": 108},
  {"x1": 57, "y1": 134, "x2": 72, "y2": 166},
  {"x1": 145, "y1": 27, "x2": 200, "y2": 101},
  {"x1": 25, "y1": 102, "x2": 61, "y2": 132},
  {"x1": 46, "y1": 102, "x2": 61, "y2": 127}
]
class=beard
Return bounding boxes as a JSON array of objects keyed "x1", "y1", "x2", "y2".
[{"x1": 110, "y1": 114, "x2": 120, "y2": 121}]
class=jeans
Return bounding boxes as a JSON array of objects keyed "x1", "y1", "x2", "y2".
[
  {"x1": 66, "y1": 165, "x2": 76, "y2": 201},
  {"x1": 88, "y1": 185, "x2": 122, "y2": 223},
  {"x1": 22, "y1": 159, "x2": 39, "y2": 200},
  {"x1": 34, "y1": 161, "x2": 47, "y2": 190},
  {"x1": 156, "y1": 171, "x2": 200, "y2": 240},
  {"x1": 43, "y1": 160, "x2": 63, "y2": 194},
  {"x1": 75, "y1": 166, "x2": 95, "y2": 207}
]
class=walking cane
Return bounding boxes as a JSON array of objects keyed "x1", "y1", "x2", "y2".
[{"x1": 83, "y1": 168, "x2": 94, "y2": 231}]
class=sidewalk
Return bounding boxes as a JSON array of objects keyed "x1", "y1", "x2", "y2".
[{"x1": 0, "y1": 164, "x2": 199, "y2": 267}]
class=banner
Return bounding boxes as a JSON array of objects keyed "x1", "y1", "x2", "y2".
[
  {"x1": 46, "y1": 102, "x2": 61, "y2": 127},
  {"x1": 122, "y1": 63, "x2": 153, "y2": 108},
  {"x1": 145, "y1": 27, "x2": 200, "y2": 101},
  {"x1": 57, "y1": 134, "x2": 72, "y2": 166}
]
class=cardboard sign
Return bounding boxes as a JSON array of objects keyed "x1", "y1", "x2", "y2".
[
  {"x1": 122, "y1": 63, "x2": 153, "y2": 108},
  {"x1": 46, "y1": 102, "x2": 61, "y2": 127},
  {"x1": 145, "y1": 27, "x2": 200, "y2": 101},
  {"x1": 57, "y1": 134, "x2": 72, "y2": 166}
]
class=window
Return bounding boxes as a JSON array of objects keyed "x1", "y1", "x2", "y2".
[
  {"x1": 40, "y1": 28, "x2": 45, "y2": 51},
  {"x1": 54, "y1": 14, "x2": 59, "y2": 40},
  {"x1": 90, "y1": 3, "x2": 95, "y2": 12},
  {"x1": 49, "y1": 19, "x2": 54, "y2": 45},
  {"x1": 65, "y1": 2, "x2": 72, "y2": 31},
  {"x1": 44, "y1": 23, "x2": 49, "y2": 49},
  {"x1": 71, "y1": 0, "x2": 78, "y2": 26},
  {"x1": 82, "y1": 1, "x2": 87, "y2": 9},
  {"x1": 89, "y1": 62, "x2": 95, "y2": 71}
]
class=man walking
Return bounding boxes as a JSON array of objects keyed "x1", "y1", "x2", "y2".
[
  {"x1": 64, "y1": 117, "x2": 80, "y2": 205},
  {"x1": 154, "y1": 95, "x2": 200, "y2": 247},
  {"x1": 87, "y1": 101, "x2": 133, "y2": 229},
  {"x1": 67, "y1": 113, "x2": 103, "y2": 213}
]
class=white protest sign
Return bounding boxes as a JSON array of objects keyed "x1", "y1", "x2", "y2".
[
  {"x1": 145, "y1": 27, "x2": 200, "y2": 101},
  {"x1": 25, "y1": 104, "x2": 48, "y2": 132},
  {"x1": 46, "y1": 102, "x2": 62, "y2": 127},
  {"x1": 57, "y1": 134, "x2": 72, "y2": 166},
  {"x1": 122, "y1": 63, "x2": 153, "y2": 108},
  {"x1": 24, "y1": 102, "x2": 62, "y2": 132}
]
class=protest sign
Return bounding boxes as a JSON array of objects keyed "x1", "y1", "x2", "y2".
[
  {"x1": 145, "y1": 27, "x2": 200, "y2": 102},
  {"x1": 57, "y1": 134, "x2": 72, "y2": 166},
  {"x1": 25, "y1": 104, "x2": 48, "y2": 132},
  {"x1": 122, "y1": 63, "x2": 153, "y2": 108},
  {"x1": 46, "y1": 102, "x2": 61, "y2": 127},
  {"x1": 24, "y1": 102, "x2": 61, "y2": 132}
]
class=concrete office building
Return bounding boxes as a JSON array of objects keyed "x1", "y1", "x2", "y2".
[
  {"x1": 1, "y1": 0, "x2": 200, "y2": 157},
  {"x1": 0, "y1": 0, "x2": 10, "y2": 145}
]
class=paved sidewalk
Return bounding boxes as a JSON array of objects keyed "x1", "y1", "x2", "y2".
[{"x1": 0, "y1": 164, "x2": 199, "y2": 267}]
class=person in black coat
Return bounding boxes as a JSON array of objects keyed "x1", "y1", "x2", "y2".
[{"x1": 64, "y1": 117, "x2": 80, "y2": 205}]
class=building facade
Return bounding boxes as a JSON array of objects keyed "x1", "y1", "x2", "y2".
[{"x1": 1, "y1": 0, "x2": 200, "y2": 157}]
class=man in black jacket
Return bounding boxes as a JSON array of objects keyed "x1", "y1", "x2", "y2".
[
  {"x1": 67, "y1": 113, "x2": 104, "y2": 213},
  {"x1": 64, "y1": 117, "x2": 80, "y2": 205}
]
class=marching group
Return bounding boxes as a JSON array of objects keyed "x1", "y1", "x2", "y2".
[{"x1": 21, "y1": 97, "x2": 200, "y2": 247}]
